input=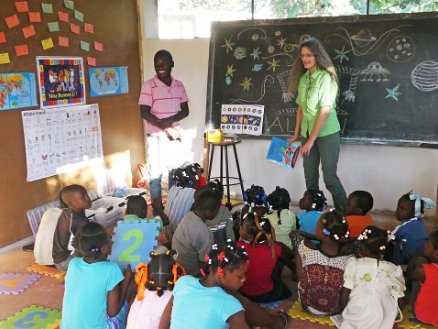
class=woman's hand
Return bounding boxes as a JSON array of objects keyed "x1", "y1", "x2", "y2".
[
  {"x1": 300, "y1": 139, "x2": 314, "y2": 156},
  {"x1": 287, "y1": 133, "x2": 299, "y2": 144}
]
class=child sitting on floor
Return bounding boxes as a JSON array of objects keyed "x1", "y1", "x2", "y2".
[
  {"x1": 266, "y1": 186, "x2": 296, "y2": 250},
  {"x1": 343, "y1": 190, "x2": 374, "y2": 238},
  {"x1": 61, "y1": 222, "x2": 135, "y2": 329},
  {"x1": 296, "y1": 189, "x2": 327, "y2": 240},
  {"x1": 126, "y1": 250, "x2": 186, "y2": 329},
  {"x1": 159, "y1": 242, "x2": 250, "y2": 329},
  {"x1": 237, "y1": 212, "x2": 294, "y2": 304},
  {"x1": 331, "y1": 226, "x2": 405, "y2": 329},
  {"x1": 390, "y1": 191, "x2": 435, "y2": 265},
  {"x1": 292, "y1": 209, "x2": 353, "y2": 316},
  {"x1": 52, "y1": 184, "x2": 92, "y2": 271},
  {"x1": 407, "y1": 229, "x2": 438, "y2": 326}
]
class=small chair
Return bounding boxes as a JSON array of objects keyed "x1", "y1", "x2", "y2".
[{"x1": 207, "y1": 139, "x2": 244, "y2": 210}]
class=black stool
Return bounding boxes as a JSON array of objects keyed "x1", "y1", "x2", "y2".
[{"x1": 207, "y1": 140, "x2": 244, "y2": 210}]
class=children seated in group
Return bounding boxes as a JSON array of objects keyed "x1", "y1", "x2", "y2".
[
  {"x1": 237, "y1": 211, "x2": 294, "y2": 303},
  {"x1": 390, "y1": 191, "x2": 435, "y2": 265},
  {"x1": 127, "y1": 250, "x2": 186, "y2": 329},
  {"x1": 266, "y1": 186, "x2": 296, "y2": 250},
  {"x1": 61, "y1": 222, "x2": 135, "y2": 329},
  {"x1": 296, "y1": 189, "x2": 327, "y2": 240},
  {"x1": 171, "y1": 188, "x2": 221, "y2": 276},
  {"x1": 161, "y1": 163, "x2": 199, "y2": 241},
  {"x1": 292, "y1": 209, "x2": 353, "y2": 316},
  {"x1": 407, "y1": 229, "x2": 438, "y2": 326},
  {"x1": 52, "y1": 184, "x2": 92, "y2": 271},
  {"x1": 331, "y1": 226, "x2": 405, "y2": 329},
  {"x1": 343, "y1": 190, "x2": 374, "y2": 238},
  {"x1": 159, "y1": 242, "x2": 250, "y2": 329},
  {"x1": 200, "y1": 180, "x2": 236, "y2": 247}
]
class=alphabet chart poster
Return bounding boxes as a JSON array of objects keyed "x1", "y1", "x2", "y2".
[{"x1": 22, "y1": 103, "x2": 104, "y2": 182}]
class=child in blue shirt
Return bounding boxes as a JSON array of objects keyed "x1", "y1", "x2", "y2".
[
  {"x1": 295, "y1": 189, "x2": 327, "y2": 241},
  {"x1": 160, "y1": 242, "x2": 250, "y2": 329},
  {"x1": 390, "y1": 192, "x2": 435, "y2": 265},
  {"x1": 61, "y1": 222, "x2": 135, "y2": 329}
]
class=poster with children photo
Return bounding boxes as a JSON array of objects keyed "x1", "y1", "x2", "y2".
[
  {"x1": 266, "y1": 137, "x2": 300, "y2": 169},
  {"x1": 36, "y1": 56, "x2": 86, "y2": 109}
]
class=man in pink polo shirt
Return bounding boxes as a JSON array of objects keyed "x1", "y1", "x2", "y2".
[{"x1": 139, "y1": 50, "x2": 190, "y2": 216}]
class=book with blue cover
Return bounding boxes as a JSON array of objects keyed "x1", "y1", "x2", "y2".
[{"x1": 266, "y1": 137, "x2": 300, "y2": 169}]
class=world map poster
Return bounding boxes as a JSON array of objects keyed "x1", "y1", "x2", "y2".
[
  {"x1": 22, "y1": 104, "x2": 104, "y2": 182},
  {"x1": 0, "y1": 72, "x2": 38, "y2": 111},
  {"x1": 89, "y1": 67, "x2": 129, "y2": 97}
]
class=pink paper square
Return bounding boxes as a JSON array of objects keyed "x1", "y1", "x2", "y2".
[
  {"x1": 0, "y1": 32, "x2": 6, "y2": 44},
  {"x1": 70, "y1": 23, "x2": 80, "y2": 35},
  {"x1": 28, "y1": 12, "x2": 42, "y2": 23},
  {"x1": 87, "y1": 56, "x2": 96, "y2": 66},
  {"x1": 5, "y1": 14, "x2": 20, "y2": 29},
  {"x1": 15, "y1": 44, "x2": 29, "y2": 56},
  {"x1": 16, "y1": 1, "x2": 29, "y2": 12},
  {"x1": 84, "y1": 23, "x2": 94, "y2": 33},
  {"x1": 58, "y1": 36, "x2": 69, "y2": 47},
  {"x1": 58, "y1": 11, "x2": 69, "y2": 23},
  {"x1": 22, "y1": 25, "x2": 36, "y2": 39},
  {"x1": 94, "y1": 41, "x2": 103, "y2": 52}
]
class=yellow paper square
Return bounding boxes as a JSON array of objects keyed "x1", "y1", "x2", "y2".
[
  {"x1": 0, "y1": 53, "x2": 11, "y2": 64},
  {"x1": 41, "y1": 38, "x2": 54, "y2": 50}
]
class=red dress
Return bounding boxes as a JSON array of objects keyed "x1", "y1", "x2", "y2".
[{"x1": 415, "y1": 263, "x2": 438, "y2": 326}]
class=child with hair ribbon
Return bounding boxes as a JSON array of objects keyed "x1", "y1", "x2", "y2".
[
  {"x1": 292, "y1": 209, "x2": 353, "y2": 316},
  {"x1": 331, "y1": 226, "x2": 405, "y2": 329},
  {"x1": 126, "y1": 250, "x2": 186, "y2": 329},
  {"x1": 266, "y1": 186, "x2": 296, "y2": 250},
  {"x1": 295, "y1": 189, "x2": 327, "y2": 241},
  {"x1": 237, "y1": 211, "x2": 294, "y2": 304},
  {"x1": 159, "y1": 242, "x2": 250, "y2": 329},
  {"x1": 390, "y1": 191, "x2": 435, "y2": 265},
  {"x1": 61, "y1": 222, "x2": 134, "y2": 329}
]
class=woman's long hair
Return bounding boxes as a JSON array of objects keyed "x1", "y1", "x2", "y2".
[{"x1": 287, "y1": 37, "x2": 338, "y2": 95}]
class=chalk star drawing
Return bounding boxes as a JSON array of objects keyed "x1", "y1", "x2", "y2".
[
  {"x1": 277, "y1": 37, "x2": 287, "y2": 49},
  {"x1": 334, "y1": 46, "x2": 351, "y2": 64},
  {"x1": 250, "y1": 48, "x2": 262, "y2": 60},
  {"x1": 385, "y1": 84, "x2": 401, "y2": 101},
  {"x1": 226, "y1": 64, "x2": 236, "y2": 77},
  {"x1": 267, "y1": 58, "x2": 281, "y2": 72},
  {"x1": 221, "y1": 37, "x2": 235, "y2": 54},
  {"x1": 240, "y1": 77, "x2": 253, "y2": 91}
]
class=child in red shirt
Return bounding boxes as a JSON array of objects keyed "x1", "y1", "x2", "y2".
[{"x1": 343, "y1": 190, "x2": 374, "y2": 238}]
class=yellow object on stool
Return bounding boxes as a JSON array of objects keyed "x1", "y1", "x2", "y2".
[{"x1": 206, "y1": 129, "x2": 224, "y2": 143}]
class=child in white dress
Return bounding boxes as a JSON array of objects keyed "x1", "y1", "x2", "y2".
[{"x1": 331, "y1": 226, "x2": 405, "y2": 329}]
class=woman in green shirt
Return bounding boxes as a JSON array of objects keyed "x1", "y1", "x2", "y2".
[{"x1": 288, "y1": 38, "x2": 347, "y2": 210}]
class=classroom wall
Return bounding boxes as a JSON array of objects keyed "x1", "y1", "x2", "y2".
[
  {"x1": 0, "y1": 0, "x2": 144, "y2": 248},
  {"x1": 142, "y1": 38, "x2": 438, "y2": 214}
]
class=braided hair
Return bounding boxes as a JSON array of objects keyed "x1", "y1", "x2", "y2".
[
  {"x1": 201, "y1": 242, "x2": 248, "y2": 278},
  {"x1": 320, "y1": 209, "x2": 350, "y2": 241},
  {"x1": 134, "y1": 250, "x2": 186, "y2": 299},
  {"x1": 267, "y1": 186, "x2": 291, "y2": 225},
  {"x1": 74, "y1": 222, "x2": 110, "y2": 260},
  {"x1": 358, "y1": 226, "x2": 390, "y2": 260},
  {"x1": 307, "y1": 189, "x2": 327, "y2": 211}
]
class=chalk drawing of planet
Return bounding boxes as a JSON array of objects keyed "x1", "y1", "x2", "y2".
[{"x1": 411, "y1": 60, "x2": 438, "y2": 92}]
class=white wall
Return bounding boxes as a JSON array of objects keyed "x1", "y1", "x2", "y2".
[{"x1": 142, "y1": 39, "x2": 438, "y2": 213}]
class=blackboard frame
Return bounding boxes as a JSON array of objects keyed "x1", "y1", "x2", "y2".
[{"x1": 206, "y1": 12, "x2": 438, "y2": 148}]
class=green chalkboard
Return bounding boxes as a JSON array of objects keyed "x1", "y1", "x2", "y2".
[{"x1": 206, "y1": 12, "x2": 438, "y2": 147}]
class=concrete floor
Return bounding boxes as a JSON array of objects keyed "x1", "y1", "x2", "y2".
[{"x1": 0, "y1": 208, "x2": 436, "y2": 328}]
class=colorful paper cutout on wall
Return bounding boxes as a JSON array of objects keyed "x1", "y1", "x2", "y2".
[
  {"x1": 0, "y1": 273, "x2": 40, "y2": 294},
  {"x1": 0, "y1": 53, "x2": 11, "y2": 65},
  {"x1": 70, "y1": 23, "x2": 80, "y2": 35},
  {"x1": 41, "y1": 3, "x2": 53, "y2": 14},
  {"x1": 0, "y1": 32, "x2": 6, "y2": 44},
  {"x1": 74, "y1": 10, "x2": 84, "y2": 22},
  {"x1": 58, "y1": 11, "x2": 69, "y2": 23},
  {"x1": 0, "y1": 305, "x2": 61, "y2": 329},
  {"x1": 15, "y1": 44, "x2": 29, "y2": 57},
  {"x1": 36, "y1": 56, "x2": 85, "y2": 108},
  {"x1": 109, "y1": 219, "x2": 161, "y2": 270},
  {"x1": 48, "y1": 22, "x2": 60, "y2": 32},
  {"x1": 28, "y1": 12, "x2": 42, "y2": 23},
  {"x1": 87, "y1": 57, "x2": 96, "y2": 66},
  {"x1": 94, "y1": 41, "x2": 103, "y2": 52},
  {"x1": 89, "y1": 67, "x2": 129, "y2": 97},
  {"x1": 22, "y1": 104, "x2": 104, "y2": 181},
  {"x1": 80, "y1": 41, "x2": 90, "y2": 52},
  {"x1": 41, "y1": 38, "x2": 54, "y2": 50},
  {"x1": 0, "y1": 72, "x2": 37, "y2": 110},
  {"x1": 5, "y1": 14, "x2": 20, "y2": 29},
  {"x1": 64, "y1": 0, "x2": 74, "y2": 10},
  {"x1": 58, "y1": 36, "x2": 69, "y2": 47},
  {"x1": 84, "y1": 23, "x2": 94, "y2": 33},
  {"x1": 15, "y1": 1, "x2": 30, "y2": 13},
  {"x1": 23, "y1": 25, "x2": 36, "y2": 39}
]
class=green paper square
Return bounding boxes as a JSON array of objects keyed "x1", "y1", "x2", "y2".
[
  {"x1": 80, "y1": 41, "x2": 90, "y2": 52},
  {"x1": 48, "y1": 22, "x2": 60, "y2": 32},
  {"x1": 41, "y1": 3, "x2": 53, "y2": 14},
  {"x1": 64, "y1": 0, "x2": 74, "y2": 10},
  {"x1": 74, "y1": 10, "x2": 84, "y2": 22}
]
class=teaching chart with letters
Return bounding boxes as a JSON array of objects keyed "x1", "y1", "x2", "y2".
[
  {"x1": 206, "y1": 13, "x2": 438, "y2": 147},
  {"x1": 22, "y1": 103, "x2": 103, "y2": 181}
]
